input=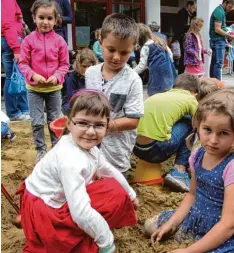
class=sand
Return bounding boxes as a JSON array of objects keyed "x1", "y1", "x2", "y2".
[{"x1": 1, "y1": 121, "x2": 190, "y2": 253}]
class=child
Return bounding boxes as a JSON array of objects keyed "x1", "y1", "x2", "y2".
[
  {"x1": 146, "y1": 88, "x2": 234, "y2": 253},
  {"x1": 17, "y1": 90, "x2": 138, "y2": 253},
  {"x1": 62, "y1": 48, "x2": 98, "y2": 114},
  {"x1": 85, "y1": 14, "x2": 144, "y2": 174},
  {"x1": 1, "y1": 111, "x2": 16, "y2": 141},
  {"x1": 134, "y1": 23, "x2": 177, "y2": 96},
  {"x1": 18, "y1": 0, "x2": 70, "y2": 163},
  {"x1": 93, "y1": 29, "x2": 104, "y2": 62},
  {"x1": 184, "y1": 17, "x2": 211, "y2": 77},
  {"x1": 170, "y1": 35, "x2": 181, "y2": 69},
  {"x1": 133, "y1": 73, "x2": 200, "y2": 192},
  {"x1": 197, "y1": 78, "x2": 219, "y2": 101}
]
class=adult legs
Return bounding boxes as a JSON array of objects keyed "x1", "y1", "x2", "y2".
[
  {"x1": 178, "y1": 36, "x2": 185, "y2": 74},
  {"x1": 209, "y1": 39, "x2": 226, "y2": 80}
]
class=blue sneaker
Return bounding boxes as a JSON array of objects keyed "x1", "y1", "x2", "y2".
[{"x1": 164, "y1": 168, "x2": 191, "y2": 192}]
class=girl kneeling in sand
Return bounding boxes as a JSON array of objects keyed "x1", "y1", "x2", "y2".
[
  {"x1": 145, "y1": 88, "x2": 234, "y2": 253},
  {"x1": 18, "y1": 90, "x2": 139, "y2": 253}
]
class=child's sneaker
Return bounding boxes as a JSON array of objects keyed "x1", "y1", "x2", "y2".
[
  {"x1": 23, "y1": 114, "x2": 31, "y2": 120},
  {"x1": 10, "y1": 114, "x2": 26, "y2": 121},
  {"x1": 6, "y1": 130, "x2": 16, "y2": 141},
  {"x1": 36, "y1": 149, "x2": 46, "y2": 163},
  {"x1": 164, "y1": 168, "x2": 190, "y2": 192}
]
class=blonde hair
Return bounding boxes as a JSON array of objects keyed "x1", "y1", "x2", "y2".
[
  {"x1": 193, "y1": 88, "x2": 234, "y2": 131},
  {"x1": 187, "y1": 17, "x2": 204, "y2": 34},
  {"x1": 137, "y1": 23, "x2": 168, "y2": 51},
  {"x1": 95, "y1": 29, "x2": 101, "y2": 40},
  {"x1": 197, "y1": 79, "x2": 219, "y2": 101},
  {"x1": 74, "y1": 48, "x2": 98, "y2": 73}
]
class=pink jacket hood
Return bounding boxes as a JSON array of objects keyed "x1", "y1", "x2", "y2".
[{"x1": 18, "y1": 29, "x2": 69, "y2": 85}]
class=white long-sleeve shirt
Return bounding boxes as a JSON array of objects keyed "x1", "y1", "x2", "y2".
[
  {"x1": 25, "y1": 134, "x2": 136, "y2": 249},
  {"x1": 134, "y1": 40, "x2": 173, "y2": 74}
]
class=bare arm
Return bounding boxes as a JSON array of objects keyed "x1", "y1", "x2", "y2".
[
  {"x1": 167, "y1": 169, "x2": 196, "y2": 226},
  {"x1": 107, "y1": 118, "x2": 139, "y2": 132},
  {"x1": 215, "y1": 22, "x2": 234, "y2": 40},
  {"x1": 182, "y1": 184, "x2": 234, "y2": 253}
]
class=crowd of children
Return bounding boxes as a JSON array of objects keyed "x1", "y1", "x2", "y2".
[{"x1": 1, "y1": 0, "x2": 234, "y2": 252}]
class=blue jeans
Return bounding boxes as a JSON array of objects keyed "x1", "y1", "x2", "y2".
[
  {"x1": 1, "y1": 37, "x2": 29, "y2": 118},
  {"x1": 1, "y1": 122, "x2": 9, "y2": 138},
  {"x1": 209, "y1": 39, "x2": 226, "y2": 80},
  {"x1": 133, "y1": 117, "x2": 192, "y2": 167},
  {"x1": 27, "y1": 90, "x2": 61, "y2": 151}
]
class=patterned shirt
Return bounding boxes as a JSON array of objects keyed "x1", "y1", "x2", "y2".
[{"x1": 85, "y1": 63, "x2": 144, "y2": 172}]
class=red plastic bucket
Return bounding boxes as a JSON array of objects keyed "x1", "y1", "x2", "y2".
[{"x1": 50, "y1": 117, "x2": 66, "y2": 138}]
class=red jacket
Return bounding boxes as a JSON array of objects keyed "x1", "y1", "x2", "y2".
[
  {"x1": 1, "y1": 0, "x2": 24, "y2": 54},
  {"x1": 18, "y1": 29, "x2": 69, "y2": 85}
]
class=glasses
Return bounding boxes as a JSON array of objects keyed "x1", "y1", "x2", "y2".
[{"x1": 71, "y1": 119, "x2": 107, "y2": 132}]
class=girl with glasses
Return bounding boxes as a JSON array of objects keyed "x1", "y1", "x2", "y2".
[{"x1": 16, "y1": 90, "x2": 139, "y2": 253}]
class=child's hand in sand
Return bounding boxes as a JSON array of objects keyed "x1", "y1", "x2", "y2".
[
  {"x1": 132, "y1": 198, "x2": 139, "y2": 209},
  {"x1": 151, "y1": 221, "x2": 177, "y2": 244}
]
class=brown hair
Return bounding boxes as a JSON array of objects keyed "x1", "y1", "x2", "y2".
[
  {"x1": 223, "y1": 0, "x2": 234, "y2": 4},
  {"x1": 137, "y1": 23, "x2": 168, "y2": 51},
  {"x1": 193, "y1": 88, "x2": 234, "y2": 131},
  {"x1": 101, "y1": 13, "x2": 139, "y2": 44},
  {"x1": 173, "y1": 73, "x2": 200, "y2": 94},
  {"x1": 31, "y1": 0, "x2": 62, "y2": 26},
  {"x1": 187, "y1": 88, "x2": 234, "y2": 150},
  {"x1": 75, "y1": 48, "x2": 98, "y2": 73},
  {"x1": 62, "y1": 90, "x2": 111, "y2": 135},
  {"x1": 197, "y1": 79, "x2": 219, "y2": 101}
]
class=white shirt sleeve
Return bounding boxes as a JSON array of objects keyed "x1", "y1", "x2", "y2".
[
  {"x1": 58, "y1": 155, "x2": 114, "y2": 249},
  {"x1": 167, "y1": 46, "x2": 174, "y2": 62},
  {"x1": 134, "y1": 45, "x2": 149, "y2": 74},
  {"x1": 97, "y1": 151, "x2": 136, "y2": 201},
  {"x1": 1, "y1": 111, "x2": 10, "y2": 125}
]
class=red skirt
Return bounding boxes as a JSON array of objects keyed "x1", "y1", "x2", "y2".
[
  {"x1": 18, "y1": 178, "x2": 137, "y2": 253},
  {"x1": 185, "y1": 62, "x2": 205, "y2": 76}
]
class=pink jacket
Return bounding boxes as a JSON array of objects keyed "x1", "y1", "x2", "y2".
[
  {"x1": 1, "y1": 0, "x2": 24, "y2": 54},
  {"x1": 18, "y1": 29, "x2": 70, "y2": 85}
]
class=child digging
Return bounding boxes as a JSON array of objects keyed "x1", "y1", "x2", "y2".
[
  {"x1": 17, "y1": 90, "x2": 139, "y2": 253},
  {"x1": 133, "y1": 74, "x2": 219, "y2": 192}
]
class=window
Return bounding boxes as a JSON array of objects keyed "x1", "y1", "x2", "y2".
[{"x1": 112, "y1": 4, "x2": 141, "y2": 22}]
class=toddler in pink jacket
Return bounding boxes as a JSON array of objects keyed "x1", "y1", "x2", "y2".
[{"x1": 18, "y1": 0, "x2": 70, "y2": 163}]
